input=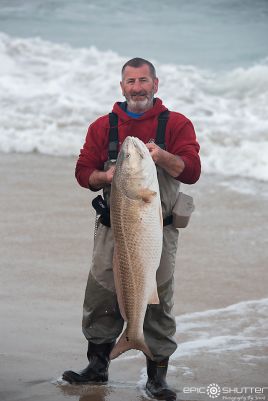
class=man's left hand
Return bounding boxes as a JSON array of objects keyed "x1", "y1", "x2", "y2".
[
  {"x1": 146, "y1": 142, "x2": 163, "y2": 164},
  {"x1": 146, "y1": 142, "x2": 185, "y2": 178}
]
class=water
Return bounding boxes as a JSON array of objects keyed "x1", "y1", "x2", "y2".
[
  {"x1": 114, "y1": 298, "x2": 268, "y2": 361},
  {"x1": 0, "y1": 0, "x2": 268, "y2": 182},
  {"x1": 120, "y1": 298, "x2": 268, "y2": 395},
  {"x1": 1, "y1": 0, "x2": 267, "y2": 69}
]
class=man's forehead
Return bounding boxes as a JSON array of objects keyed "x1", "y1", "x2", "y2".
[{"x1": 122, "y1": 64, "x2": 152, "y2": 79}]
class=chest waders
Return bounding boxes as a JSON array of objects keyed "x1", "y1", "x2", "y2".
[
  {"x1": 91, "y1": 110, "x2": 180, "y2": 289},
  {"x1": 82, "y1": 110, "x2": 179, "y2": 363},
  {"x1": 94, "y1": 110, "x2": 182, "y2": 223}
]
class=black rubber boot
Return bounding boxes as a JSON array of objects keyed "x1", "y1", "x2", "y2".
[
  {"x1": 62, "y1": 341, "x2": 115, "y2": 384},
  {"x1": 145, "y1": 357, "x2": 177, "y2": 400}
]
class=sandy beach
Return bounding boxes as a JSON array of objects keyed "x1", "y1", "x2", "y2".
[{"x1": 0, "y1": 153, "x2": 267, "y2": 401}]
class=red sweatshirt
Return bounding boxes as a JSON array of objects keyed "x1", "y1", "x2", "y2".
[{"x1": 76, "y1": 98, "x2": 201, "y2": 188}]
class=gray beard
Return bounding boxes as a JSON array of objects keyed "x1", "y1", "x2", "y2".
[{"x1": 125, "y1": 94, "x2": 154, "y2": 113}]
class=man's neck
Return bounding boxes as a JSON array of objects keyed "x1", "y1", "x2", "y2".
[{"x1": 126, "y1": 109, "x2": 144, "y2": 119}]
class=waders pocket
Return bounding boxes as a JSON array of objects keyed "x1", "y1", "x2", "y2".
[{"x1": 172, "y1": 192, "x2": 195, "y2": 228}]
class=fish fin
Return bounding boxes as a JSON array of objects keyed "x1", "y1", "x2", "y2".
[
  {"x1": 110, "y1": 329, "x2": 154, "y2": 360},
  {"x1": 148, "y1": 285, "x2": 160, "y2": 304},
  {"x1": 138, "y1": 188, "x2": 157, "y2": 203},
  {"x1": 113, "y1": 246, "x2": 127, "y2": 321}
]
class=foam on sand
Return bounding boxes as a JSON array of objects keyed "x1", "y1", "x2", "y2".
[
  {"x1": 173, "y1": 298, "x2": 268, "y2": 359},
  {"x1": 115, "y1": 298, "x2": 268, "y2": 362}
]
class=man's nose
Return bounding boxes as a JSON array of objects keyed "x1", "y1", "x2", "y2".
[{"x1": 132, "y1": 80, "x2": 142, "y2": 91}]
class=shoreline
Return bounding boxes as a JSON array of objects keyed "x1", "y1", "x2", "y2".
[{"x1": 1, "y1": 152, "x2": 267, "y2": 401}]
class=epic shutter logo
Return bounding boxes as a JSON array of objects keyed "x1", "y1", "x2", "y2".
[
  {"x1": 183, "y1": 384, "x2": 268, "y2": 400},
  {"x1": 207, "y1": 383, "x2": 221, "y2": 398}
]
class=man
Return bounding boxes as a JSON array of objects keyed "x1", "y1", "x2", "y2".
[{"x1": 63, "y1": 58, "x2": 201, "y2": 400}]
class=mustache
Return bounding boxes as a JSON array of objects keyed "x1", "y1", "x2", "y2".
[{"x1": 130, "y1": 91, "x2": 148, "y2": 97}]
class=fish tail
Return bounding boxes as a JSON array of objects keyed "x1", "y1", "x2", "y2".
[{"x1": 110, "y1": 329, "x2": 153, "y2": 360}]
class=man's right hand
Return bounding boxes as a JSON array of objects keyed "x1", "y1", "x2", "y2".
[
  {"x1": 89, "y1": 166, "x2": 116, "y2": 190},
  {"x1": 105, "y1": 165, "x2": 116, "y2": 184}
]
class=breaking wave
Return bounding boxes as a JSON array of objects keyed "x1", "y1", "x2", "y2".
[{"x1": 0, "y1": 32, "x2": 268, "y2": 181}]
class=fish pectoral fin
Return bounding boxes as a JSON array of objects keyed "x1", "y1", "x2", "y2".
[
  {"x1": 138, "y1": 188, "x2": 157, "y2": 203},
  {"x1": 110, "y1": 330, "x2": 154, "y2": 360},
  {"x1": 148, "y1": 285, "x2": 160, "y2": 304}
]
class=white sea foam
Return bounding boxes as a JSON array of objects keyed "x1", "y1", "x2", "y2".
[
  {"x1": 172, "y1": 298, "x2": 268, "y2": 360},
  {"x1": 0, "y1": 32, "x2": 268, "y2": 182},
  {"x1": 114, "y1": 298, "x2": 268, "y2": 362}
]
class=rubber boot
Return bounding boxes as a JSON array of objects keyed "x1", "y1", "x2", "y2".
[
  {"x1": 145, "y1": 357, "x2": 177, "y2": 400},
  {"x1": 62, "y1": 341, "x2": 115, "y2": 384}
]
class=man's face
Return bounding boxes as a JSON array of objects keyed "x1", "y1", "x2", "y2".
[{"x1": 120, "y1": 64, "x2": 159, "y2": 113}]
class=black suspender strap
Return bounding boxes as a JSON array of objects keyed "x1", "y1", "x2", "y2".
[
  {"x1": 108, "y1": 109, "x2": 170, "y2": 160},
  {"x1": 155, "y1": 110, "x2": 169, "y2": 150},
  {"x1": 108, "y1": 112, "x2": 119, "y2": 160}
]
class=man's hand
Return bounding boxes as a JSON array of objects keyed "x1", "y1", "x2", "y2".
[
  {"x1": 105, "y1": 165, "x2": 116, "y2": 184},
  {"x1": 146, "y1": 142, "x2": 163, "y2": 164},
  {"x1": 146, "y1": 142, "x2": 185, "y2": 178},
  {"x1": 89, "y1": 165, "x2": 116, "y2": 190}
]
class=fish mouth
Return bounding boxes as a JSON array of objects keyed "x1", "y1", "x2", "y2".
[
  {"x1": 117, "y1": 137, "x2": 155, "y2": 200},
  {"x1": 127, "y1": 136, "x2": 147, "y2": 159}
]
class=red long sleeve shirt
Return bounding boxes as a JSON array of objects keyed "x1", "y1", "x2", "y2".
[{"x1": 76, "y1": 98, "x2": 201, "y2": 188}]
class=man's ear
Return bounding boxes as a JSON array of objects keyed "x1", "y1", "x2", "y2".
[
  {"x1": 153, "y1": 77, "x2": 159, "y2": 94},
  {"x1": 120, "y1": 81, "x2": 124, "y2": 95}
]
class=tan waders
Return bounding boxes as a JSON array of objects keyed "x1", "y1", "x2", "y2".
[{"x1": 63, "y1": 168, "x2": 179, "y2": 400}]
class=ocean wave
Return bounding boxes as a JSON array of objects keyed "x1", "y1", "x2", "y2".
[
  {"x1": 0, "y1": 32, "x2": 267, "y2": 181},
  {"x1": 173, "y1": 298, "x2": 268, "y2": 357}
]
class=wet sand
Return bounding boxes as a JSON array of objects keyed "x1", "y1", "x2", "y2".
[{"x1": 0, "y1": 153, "x2": 267, "y2": 401}]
